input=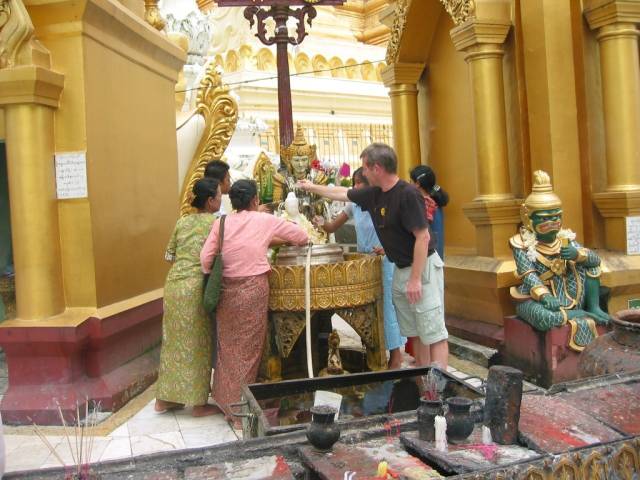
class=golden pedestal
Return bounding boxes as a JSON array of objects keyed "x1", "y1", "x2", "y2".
[{"x1": 267, "y1": 253, "x2": 387, "y2": 378}]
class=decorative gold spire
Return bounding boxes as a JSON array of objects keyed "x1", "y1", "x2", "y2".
[{"x1": 521, "y1": 170, "x2": 562, "y2": 227}]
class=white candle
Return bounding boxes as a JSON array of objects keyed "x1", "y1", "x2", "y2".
[
  {"x1": 482, "y1": 425, "x2": 493, "y2": 445},
  {"x1": 434, "y1": 415, "x2": 447, "y2": 452}
]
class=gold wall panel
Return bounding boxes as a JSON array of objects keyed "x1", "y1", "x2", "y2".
[
  {"x1": 423, "y1": 14, "x2": 476, "y2": 252},
  {"x1": 84, "y1": 35, "x2": 180, "y2": 307}
]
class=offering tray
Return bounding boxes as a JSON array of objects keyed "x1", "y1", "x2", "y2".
[{"x1": 275, "y1": 244, "x2": 344, "y2": 266}]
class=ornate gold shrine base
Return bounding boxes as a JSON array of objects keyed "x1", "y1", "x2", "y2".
[{"x1": 265, "y1": 254, "x2": 387, "y2": 379}]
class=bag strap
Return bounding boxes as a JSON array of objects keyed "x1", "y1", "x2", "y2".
[{"x1": 217, "y1": 215, "x2": 226, "y2": 254}]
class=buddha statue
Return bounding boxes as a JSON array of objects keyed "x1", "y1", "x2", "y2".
[
  {"x1": 319, "y1": 330, "x2": 346, "y2": 377},
  {"x1": 280, "y1": 192, "x2": 327, "y2": 244},
  {"x1": 281, "y1": 124, "x2": 328, "y2": 185},
  {"x1": 510, "y1": 171, "x2": 609, "y2": 351}
]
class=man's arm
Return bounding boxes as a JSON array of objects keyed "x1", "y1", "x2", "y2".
[
  {"x1": 406, "y1": 228, "x2": 430, "y2": 304},
  {"x1": 296, "y1": 179, "x2": 349, "y2": 202}
]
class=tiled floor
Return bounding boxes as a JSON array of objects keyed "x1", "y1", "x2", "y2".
[{"x1": 3, "y1": 398, "x2": 240, "y2": 473}]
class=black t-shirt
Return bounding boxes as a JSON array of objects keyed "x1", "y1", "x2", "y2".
[{"x1": 347, "y1": 180, "x2": 428, "y2": 268}]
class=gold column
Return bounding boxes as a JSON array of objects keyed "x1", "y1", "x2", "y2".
[
  {"x1": 451, "y1": 19, "x2": 521, "y2": 258},
  {"x1": 0, "y1": 2, "x2": 65, "y2": 319},
  {"x1": 380, "y1": 62, "x2": 423, "y2": 181},
  {"x1": 585, "y1": 0, "x2": 640, "y2": 251}
]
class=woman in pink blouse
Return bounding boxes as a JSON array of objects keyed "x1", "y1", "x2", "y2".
[{"x1": 200, "y1": 179, "x2": 308, "y2": 427}]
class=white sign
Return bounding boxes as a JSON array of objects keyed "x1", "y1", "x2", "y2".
[
  {"x1": 55, "y1": 152, "x2": 87, "y2": 199},
  {"x1": 627, "y1": 216, "x2": 640, "y2": 256}
]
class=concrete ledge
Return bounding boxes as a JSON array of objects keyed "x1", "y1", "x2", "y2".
[{"x1": 447, "y1": 335, "x2": 498, "y2": 368}]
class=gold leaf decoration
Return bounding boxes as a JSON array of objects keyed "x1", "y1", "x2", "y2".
[
  {"x1": 0, "y1": 0, "x2": 33, "y2": 69},
  {"x1": 439, "y1": 0, "x2": 476, "y2": 26},
  {"x1": 144, "y1": 0, "x2": 166, "y2": 31},
  {"x1": 179, "y1": 63, "x2": 238, "y2": 217},
  {"x1": 385, "y1": 0, "x2": 408, "y2": 65},
  {"x1": 268, "y1": 254, "x2": 382, "y2": 311}
]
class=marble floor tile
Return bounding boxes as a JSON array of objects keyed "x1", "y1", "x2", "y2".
[
  {"x1": 130, "y1": 431, "x2": 185, "y2": 457},
  {"x1": 173, "y1": 410, "x2": 228, "y2": 431},
  {"x1": 127, "y1": 413, "x2": 179, "y2": 436},
  {"x1": 133, "y1": 400, "x2": 163, "y2": 419},
  {"x1": 5, "y1": 437, "x2": 63, "y2": 472},
  {"x1": 108, "y1": 422, "x2": 130, "y2": 438},
  {"x1": 180, "y1": 425, "x2": 237, "y2": 448},
  {"x1": 40, "y1": 436, "x2": 111, "y2": 469},
  {"x1": 99, "y1": 437, "x2": 133, "y2": 462}
]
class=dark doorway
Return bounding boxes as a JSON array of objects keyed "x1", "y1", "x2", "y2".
[{"x1": 0, "y1": 142, "x2": 14, "y2": 320}]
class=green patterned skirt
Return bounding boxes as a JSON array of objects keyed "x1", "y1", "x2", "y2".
[{"x1": 156, "y1": 274, "x2": 212, "y2": 406}]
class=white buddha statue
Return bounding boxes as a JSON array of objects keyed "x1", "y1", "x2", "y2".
[{"x1": 280, "y1": 192, "x2": 327, "y2": 244}]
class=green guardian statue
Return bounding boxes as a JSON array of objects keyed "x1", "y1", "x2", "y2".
[{"x1": 510, "y1": 171, "x2": 609, "y2": 351}]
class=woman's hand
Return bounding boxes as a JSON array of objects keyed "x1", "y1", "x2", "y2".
[
  {"x1": 372, "y1": 246, "x2": 385, "y2": 256},
  {"x1": 270, "y1": 236, "x2": 286, "y2": 247},
  {"x1": 312, "y1": 215, "x2": 325, "y2": 227}
]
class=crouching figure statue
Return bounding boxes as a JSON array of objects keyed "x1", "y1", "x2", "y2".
[{"x1": 510, "y1": 171, "x2": 609, "y2": 351}]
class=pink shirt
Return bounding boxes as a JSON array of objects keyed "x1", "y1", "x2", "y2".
[{"x1": 200, "y1": 210, "x2": 309, "y2": 277}]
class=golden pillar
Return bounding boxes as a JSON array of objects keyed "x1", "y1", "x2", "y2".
[
  {"x1": 0, "y1": 1, "x2": 65, "y2": 320},
  {"x1": 451, "y1": 19, "x2": 521, "y2": 258},
  {"x1": 380, "y1": 62, "x2": 423, "y2": 181},
  {"x1": 585, "y1": 0, "x2": 640, "y2": 252}
]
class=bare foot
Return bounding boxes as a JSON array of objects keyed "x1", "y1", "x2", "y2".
[
  {"x1": 388, "y1": 360, "x2": 402, "y2": 370},
  {"x1": 155, "y1": 399, "x2": 184, "y2": 413},
  {"x1": 192, "y1": 404, "x2": 223, "y2": 417}
]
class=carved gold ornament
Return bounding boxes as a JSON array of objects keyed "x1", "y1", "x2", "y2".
[
  {"x1": 179, "y1": 63, "x2": 238, "y2": 216},
  {"x1": 439, "y1": 0, "x2": 476, "y2": 25},
  {"x1": 268, "y1": 253, "x2": 382, "y2": 311},
  {"x1": 582, "y1": 451, "x2": 608, "y2": 480},
  {"x1": 614, "y1": 443, "x2": 639, "y2": 480},
  {"x1": 0, "y1": 0, "x2": 33, "y2": 69},
  {"x1": 144, "y1": 0, "x2": 166, "y2": 31},
  {"x1": 385, "y1": 0, "x2": 408, "y2": 65}
]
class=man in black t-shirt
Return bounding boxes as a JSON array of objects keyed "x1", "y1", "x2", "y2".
[{"x1": 297, "y1": 143, "x2": 449, "y2": 368}]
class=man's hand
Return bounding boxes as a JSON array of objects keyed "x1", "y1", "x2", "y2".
[
  {"x1": 541, "y1": 294, "x2": 561, "y2": 311},
  {"x1": 296, "y1": 179, "x2": 314, "y2": 191},
  {"x1": 372, "y1": 246, "x2": 385, "y2": 256},
  {"x1": 406, "y1": 277, "x2": 422, "y2": 304},
  {"x1": 560, "y1": 245, "x2": 578, "y2": 261}
]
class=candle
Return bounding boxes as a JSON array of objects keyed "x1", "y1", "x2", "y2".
[
  {"x1": 482, "y1": 425, "x2": 493, "y2": 445},
  {"x1": 435, "y1": 415, "x2": 447, "y2": 452}
]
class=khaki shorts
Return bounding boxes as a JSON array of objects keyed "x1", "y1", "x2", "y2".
[{"x1": 392, "y1": 252, "x2": 448, "y2": 345}]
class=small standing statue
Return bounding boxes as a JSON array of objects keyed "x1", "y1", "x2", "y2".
[
  {"x1": 253, "y1": 152, "x2": 287, "y2": 204},
  {"x1": 510, "y1": 171, "x2": 609, "y2": 351},
  {"x1": 320, "y1": 330, "x2": 346, "y2": 376}
]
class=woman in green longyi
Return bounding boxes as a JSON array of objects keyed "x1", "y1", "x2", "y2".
[{"x1": 155, "y1": 178, "x2": 223, "y2": 417}]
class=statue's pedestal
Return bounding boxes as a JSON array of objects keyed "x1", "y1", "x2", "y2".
[
  {"x1": 501, "y1": 316, "x2": 609, "y2": 388},
  {"x1": 0, "y1": 300, "x2": 162, "y2": 425}
]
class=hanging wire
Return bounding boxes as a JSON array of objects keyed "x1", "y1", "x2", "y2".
[{"x1": 175, "y1": 58, "x2": 387, "y2": 94}]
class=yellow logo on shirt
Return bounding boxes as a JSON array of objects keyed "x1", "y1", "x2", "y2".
[{"x1": 380, "y1": 207, "x2": 386, "y2": 217}]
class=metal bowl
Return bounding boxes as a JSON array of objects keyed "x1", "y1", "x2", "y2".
[{"x1": 275, "y1": 244, "x2": 344, "y2": 266}]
